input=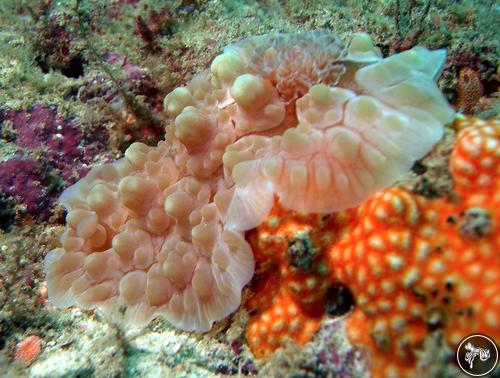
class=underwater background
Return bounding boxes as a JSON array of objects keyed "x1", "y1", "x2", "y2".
[{"x1": 0, "y1": 0, "x2": 499, "y2": 377}]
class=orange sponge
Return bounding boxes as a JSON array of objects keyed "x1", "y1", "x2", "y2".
[{"x1": 246, "y1": 117, "x2": 500, "y2": 378}]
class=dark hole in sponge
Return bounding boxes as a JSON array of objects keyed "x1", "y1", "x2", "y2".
[{"x1": 325, "y1": 284, "x2": 355, "y2": 318}]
